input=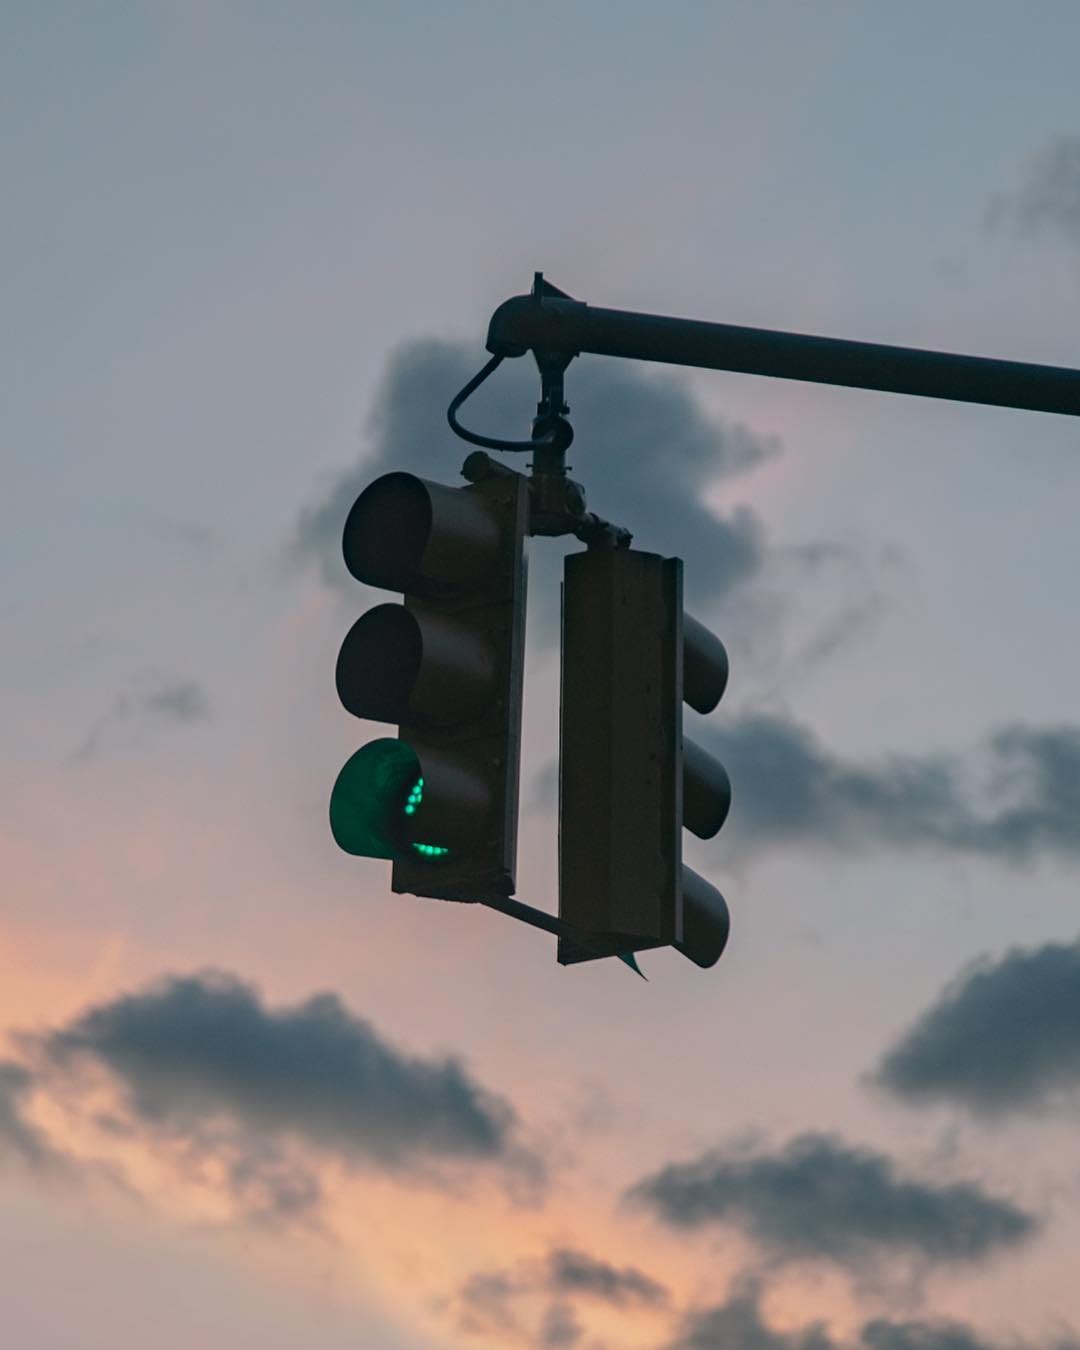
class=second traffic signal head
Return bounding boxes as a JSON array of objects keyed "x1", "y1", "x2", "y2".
[
  {"x1": 329, "y1": 469, "x2": 528, "y2": 902},
  {"x1": 557, "y1": 546, "x2": 731, "y2": 968}
]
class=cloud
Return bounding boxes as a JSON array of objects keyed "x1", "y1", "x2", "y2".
[
  {"x1": 701, "y1": 714, "x2": 1080, "y2": 864},
  {"x1": 71, "y1": 677, "x2": 211, "y2": 761},
  {"x1": 293, "y1": 337, "x2": 777, "y2": 626},
  {"x1": 539, "y1": 1301, "x2": 583, "y2": 1348},
  {"x1": 857, "y1": 1322, "x2": 1031, "y2": 1350},
  {"x1": 34, "y1": 971, "x2": 521, "y2": 1179},
  {"x1": 530, "y1": 713, "x2": 1080, "y2": 868},
  {"x1": 670, "y1": 1280, "x2": 834, "y2": 1350},
  {"x1": 671, "y1": 1281, "x2": 1078, "y2": 1350},
  {"x1": 988, "y1": 134, "x2": 1080, "y2": 246},
  {"x1": 739, "y1": 539, "x2": 902, "y2": 690},
  {"x1": 457, "y1": 1245, "x2": 668, "y2": 1343},
  {"x1": 864, "y1": 1318, "x2": 1079, "y2": 1349},
  {"x1": 875, "y1": 938, "x2": 1080, "y2": 1117},
  {"x1": 139, "y1": 682, "x2": 210, "y2": 721},
  {"x1": 221, "y1": 1142, "x2": 324, "y2": 1225},
  {"x1": 546, "y1": 1246, "x2": 669, "y2": 1307},
  {"x1": 628, "y1": 1133, "x2": 1035, "y2": 1267},
  {"x1": 295, "y1": 337, "x2": 901, "y2": 718},
  {"x1": 790, "y1": 594, "x2": 886, "y2": 675},
  {"x1": 458, "y1": 1269, "x2": 525, "y2": 1339},
  {"x1": 0, "y1": 1060, "x2": 57, "y2": 1171}
]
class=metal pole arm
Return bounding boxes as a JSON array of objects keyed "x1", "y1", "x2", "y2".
[
  {"x1": 486, "y1": 280, "x2": 1080, "y2": 418},
  {"x1": 478, "y1": 894, "x2": 645, "y2": 974}
]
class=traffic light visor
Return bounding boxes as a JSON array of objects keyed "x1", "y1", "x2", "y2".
[
  {"x1": 675, "y1": 866, "x2": 730, "y2": 968},
  {"x1": 683, "y1": 738, "x2": 732, "y2": 840},
  {"x1": 336, "y1": 603, "x2": 497, "y2": 729},
  {"x1": 343, "y1": 474, "x2": 431, "y2": 590},
  {"x1": 684, "y1": 613, "x2": 728, "y2": 714},
  {"x1": 336, "y1": 605, "x2": 422, "y2": 724},
  {"x1": 342, "y1": 472, "x2": 501, "y2": 595}
]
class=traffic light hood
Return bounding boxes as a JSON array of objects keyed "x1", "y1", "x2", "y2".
[{"x1": 342, "y1": 472, "x2": 502, "y2": 597}]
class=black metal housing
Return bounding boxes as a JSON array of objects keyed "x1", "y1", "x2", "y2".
[
  {"x1": 335, "y1": 470, "x2": 529, "y2": 902},
  {"x1": 557, "y1": 548, "x2": 733, "y2": 967},
  {"x1": 558, "y1": 549, "x2": 683, "y2": 962}
]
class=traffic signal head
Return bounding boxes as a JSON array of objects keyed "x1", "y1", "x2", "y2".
[
  {"x1": 557, "y1": 547, "x2": 731, "y2": 968},
  {"x1": 330, "y1": 468, "x2": 528, "y2": 902}
]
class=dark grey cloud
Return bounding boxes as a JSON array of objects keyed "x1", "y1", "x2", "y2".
[
  {"x1": 0, "y1": 1060, "x2": 55, "y2": 1170},
  {"x1": 71, "y1": 677, "x2": 211, "y2": 761},
  {"x1": 294, "y1": 337, "x2": 776, "y2": 625},
  {"x1": 705, "y1": 714, "x2": 1080, "y2": 864},
  {"x1": 862, "y1": 1318, "x2": 1078, "y2": 1350},
  {"x1": 36, "y1": 971, "x2": 519, "y2": 1175},
  {"x1": 530, "y1": 713, "x2": 1080, "y2": 867},
  {"x1": 988, "y1": 134, "x2": 1080, "y2": 246},
  {"x1": 628, "y1": 1133, "x2": 1035, "y2": 1267},
  {"x1": 858, "y1": 1322, "x2": 1040, "y2": 1350},
  {"x1": 876, "y1": 938, "x2": 1080, "y2": 1117},
  {"x1": 671, "y1": 1283, "x2": 1078, "y2": 1350}
]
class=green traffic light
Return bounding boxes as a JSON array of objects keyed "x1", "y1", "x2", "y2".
[{"x1": 329, "y1": 740, "x2": 450, "y2": 861}]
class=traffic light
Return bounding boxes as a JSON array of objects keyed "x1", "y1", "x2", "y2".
[
  {"x1": 557, "y1": 547, "x2": 731, "y2": 967},
  {"x1": 330, "y1": 468, "x2": 529, "y2": 902}
]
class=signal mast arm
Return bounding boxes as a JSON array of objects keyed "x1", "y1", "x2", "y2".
[{"x1": 486, "y1": 274, "x2": 1080, "y2": 418}]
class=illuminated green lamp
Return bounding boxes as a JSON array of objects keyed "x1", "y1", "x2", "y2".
[{"x1": 329, "y1": 739, "x2": 451, "y2": 861}]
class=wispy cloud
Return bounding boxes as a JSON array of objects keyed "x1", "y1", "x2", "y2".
[
  {"x1": 0, "y1": 1060, "x2": 60, "y2": 1172},
  {"x1": 70, "y1": 678, "x2": 211, "y2": 762},
  {"x1": 458, "y1": 1245, "x2": 669, "y2": 1344},
  {"x1": 988, "y1": 134, "x2": 1080, "y2": 247}
]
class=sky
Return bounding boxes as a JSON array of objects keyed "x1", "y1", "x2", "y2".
[{"x1": 4, "y1": 3, "x2": 1080, "y2": 1347}]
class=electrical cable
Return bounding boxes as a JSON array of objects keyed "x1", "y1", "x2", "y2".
[{"x1": 447, "y1": 353, "x2": 566, "y2": 453}]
